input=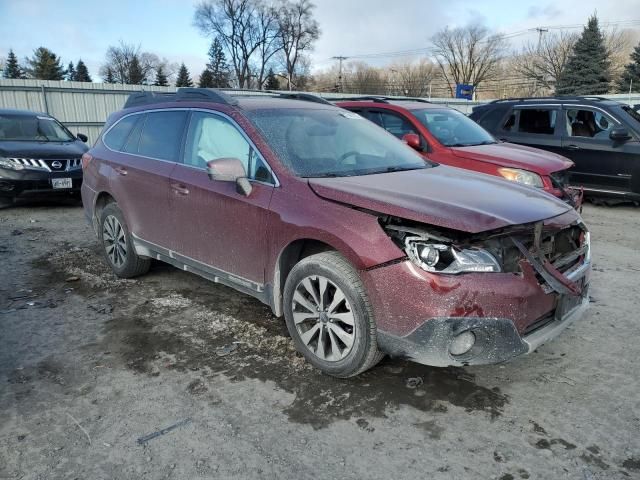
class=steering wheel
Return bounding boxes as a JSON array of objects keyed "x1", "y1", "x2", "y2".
[{"x1": 337, "y1": 151, "x2": 359, "y2": 163}]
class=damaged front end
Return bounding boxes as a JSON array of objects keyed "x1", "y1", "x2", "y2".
[{"x1": 369, "y1": 213, "x2": 591, "y2": 367}]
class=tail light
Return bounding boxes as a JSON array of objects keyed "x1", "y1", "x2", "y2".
[{"x1": 81, "y1": 153, "x2": 93, "y2": 169}]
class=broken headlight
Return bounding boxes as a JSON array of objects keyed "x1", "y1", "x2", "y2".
[{"x1": 405, "y1": 238, "x2": 501, "y2": 274}]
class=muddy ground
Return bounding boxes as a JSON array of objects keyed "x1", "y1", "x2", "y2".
[{"x1": 0, "y1": 200, "x2": 639, "y2": 480}]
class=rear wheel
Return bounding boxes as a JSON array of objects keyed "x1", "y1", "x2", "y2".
[
  {"x1": 283, "y1": 251, "x2": 383, "y2": 378},
  {"x1": 99, "y1": 203, "x2": 150, "y2": 278}
]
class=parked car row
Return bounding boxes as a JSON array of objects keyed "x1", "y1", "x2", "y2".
[
  {"x1": 10, "y1": 90, "x2": 640, "y2": 376},
  {"x1": 78, "y1": 89, "x2": 591, "y2": 377}
]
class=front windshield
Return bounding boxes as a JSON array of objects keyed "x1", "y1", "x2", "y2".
[
  {"x1": 0, "y1": 114, "x2": 75, "y2": 142},
  {"x1": 246, "y1": 108, "x2": 431, "y2": 178},
  {"x1": 412, "y1": 108, "x2": 496, "y2": 147}
]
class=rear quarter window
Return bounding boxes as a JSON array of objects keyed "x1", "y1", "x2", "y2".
[{"x1": 103, "y1": 114, "x2": 140, "y2": 150}]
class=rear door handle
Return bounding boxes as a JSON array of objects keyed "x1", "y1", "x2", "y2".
[
  {"x1": 171, "y1": 183, "x2": 190, "y2": 196},
  {"x1": 114, "y1": 166, "x2": 128, "y2": 176},
  {"x1": 566, "y1": 145, "x2": 580, "y2": 150}
]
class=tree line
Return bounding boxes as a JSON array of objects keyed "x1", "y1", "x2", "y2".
[{"x1": 2, "y1": 7, "x2": 639, "y2": 98}]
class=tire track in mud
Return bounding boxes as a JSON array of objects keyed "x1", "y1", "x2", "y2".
[{"x1": 38, "y1": 243, "x2": 510, "y2": 429}]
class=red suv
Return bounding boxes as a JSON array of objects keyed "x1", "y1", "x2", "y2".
[
  {"x1": 336, "y1": 97, "x2": 582, "y2": 206},
  {"x1": 81, "y1": 89, "x2": 591, "y2": 377}
]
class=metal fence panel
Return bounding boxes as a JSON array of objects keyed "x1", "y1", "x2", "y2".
[{"x1": 2, "y1": 79, "x2": 639, "y2": 145}]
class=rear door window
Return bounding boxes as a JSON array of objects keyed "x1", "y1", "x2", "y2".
[
  {"x1": 366, "y1": 111, "x2": 417, "y2": 138},
  {"x1": 138, "y1": 111, "x2": 188, "y2": 161},
  {"x1": 516, "y1": 108, "x2": 557, "y2": 135}
]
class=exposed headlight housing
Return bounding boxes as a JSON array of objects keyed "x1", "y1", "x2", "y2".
[
  {"x1": 405, "y1": 238, "x2": 501, "y2": 274},
  {"x1": 0, "y1": 157, "x2": 24, "y2": 171},
  {"x1": 497, "y1": 167, "x2": 543, "y2": 188}
]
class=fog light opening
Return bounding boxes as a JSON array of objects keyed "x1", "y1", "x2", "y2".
[{"x1": 450, "y1": 331, "x2": 476, "y2": 356}]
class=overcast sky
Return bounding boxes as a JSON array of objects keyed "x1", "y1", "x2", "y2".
[{"x1": 1, "y1": 0, "x2": 638, "y2": 81}]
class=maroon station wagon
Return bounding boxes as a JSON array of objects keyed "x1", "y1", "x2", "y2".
[{"x1": 81, "y1": 89, "x2": 591, "y2": 378}]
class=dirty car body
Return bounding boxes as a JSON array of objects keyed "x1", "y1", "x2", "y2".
[{"x1": 81, "y1": 89, "x2": 591, "y2": 376}]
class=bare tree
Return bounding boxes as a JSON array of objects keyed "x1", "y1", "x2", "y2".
[
  {"x1": 275, "y1": 0, "x2": 319, "y2": 90},
  {"x1": 194, "y1": 0, "x2": 281, "y2": 88},
  {"x1": 388, "y1": 59, "x2": 438, "y2": 97},
  {"x1": 431, "y1": 25, "x2": 508, "y2": 97},
  {"x1": 513, "y1": 31, "x2": 578, "y2": 95},
  {"x1": 254, "y1": 4, "x2": 281, "y2": 88},
  {"x1": 343, "y1": 61, "x2": 386, "y2": 95},
  {"x1": 99, "y1": 42, "x2": 163, "y2": 84}
]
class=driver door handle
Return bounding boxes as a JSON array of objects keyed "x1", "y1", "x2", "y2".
[
  {"x1": 171, "y1": 183, "x2": 190, "y2": 196},
  {"x1": 114, "y1": 166, "x2": 128, "y2": 176},
  {"x1": 566, "y1": 145, "x2": 581, "y2": 150}
]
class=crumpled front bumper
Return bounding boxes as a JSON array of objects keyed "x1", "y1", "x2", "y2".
[{"x1": 377, "y1": 293, "x2": 589, "y2": 367}]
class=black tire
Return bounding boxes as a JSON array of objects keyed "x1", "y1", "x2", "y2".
[
  {"x1": 283, "y1": 251, "x2": 383, "y2": 378},
  {"x1": 99, "y1": 203, "x2": 151, "y2": 278}
]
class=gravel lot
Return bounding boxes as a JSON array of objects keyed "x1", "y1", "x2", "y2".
[{"x1": 0, "y1": 199, "x2": 639, "y2": 480}]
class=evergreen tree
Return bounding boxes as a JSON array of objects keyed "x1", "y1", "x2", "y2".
[
  {"x1": 66, "y1": 61, "x2": 76, "y2": 81},
  {"x1": 175, "y1": 63, "x2": 193, "y2": 87},
  {"x1": 264, "y1": 68, "x2": 280, "y2": 90},
  {"x1": 75, "y1": 60, "x2": 92, "y2": 82},
  {"x1": 618, "y1": 42, "x2": 640, "y2": 93},
  {"x1": 555, "y1": 15, "x2": 611, "y2": 95},
  {"x1": 128, "y1": 55, "x2": 145, "y2": 84},
  {"x1": 25, "y1": 47, "x2": 65, "y2": 80},
  {"x1": 153, "y1": 65, "x2": 168, "y2": 86},
  {"x1": 207, "y1": 38, "x2": 230, "y2": 88},
  {"x1": 198, "y1": 69, "x2": 214, "y2": 88},
  {"x1": 104, "y1": 67, "x2": 115, "y2": 84},
  {"x1": 3, "y1": 49, "x2": 23, "y2": 79}
]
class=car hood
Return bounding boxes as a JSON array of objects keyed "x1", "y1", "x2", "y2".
[
  {"x1": 0, "y1": 140, "x2": 87, "y2": 158},
  {"x1": 450, "y1": 142, "x2": 573, "y2": 175},
  {"x1": 308, "y1": 166, "x2": 574, "y2": 234}
]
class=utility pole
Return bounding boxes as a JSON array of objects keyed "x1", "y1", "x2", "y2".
[
  {"x1": 332, "y1": 56, "x2": 348, "y2": 92},
  {"x1": 533, "y1": 27, "x2": 548, "y2": 96}
]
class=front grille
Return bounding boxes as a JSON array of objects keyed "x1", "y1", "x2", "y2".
[{"x1": 7, "y1": 158, "x2": 81, "y2": 172}]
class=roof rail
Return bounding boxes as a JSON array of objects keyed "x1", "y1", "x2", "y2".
[
  {"x1": 123, "y1": 88, "x2": 238, "y2": 109},
  {"x1": 274, "y1": 92, "x2": 333, "y2": 105},
  {"x1": 325, "y1": 96, "x2": 390, "y2": 103},
  {"x1": 327, "y1": 95, "x2": 432, "y2": 104},
  {"x1": 489, "y1": 96, "x2": 610, "y2": 104}
]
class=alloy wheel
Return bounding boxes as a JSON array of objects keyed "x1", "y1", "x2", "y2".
[
  {"x1": 103, "y1": 214, "x2": 127, "y2": 268},
  {"x1": 291, "y1": 275, "x2": 355, "y2": 362}
]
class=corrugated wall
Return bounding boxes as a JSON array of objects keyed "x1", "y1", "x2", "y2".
[
  {"x1": 0, "y1": 80, "x2": 177, "y2": 144},
  {"x1": 2, "y1": 79, "x2": 639, "y2": 145}
]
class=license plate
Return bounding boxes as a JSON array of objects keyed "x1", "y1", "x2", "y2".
[
  {"x1": 555, "y1": 279, "x2": 587, "y2": 320},
  {"x1": 52, "y1": 178, "x2": 72, "y2": 189}
]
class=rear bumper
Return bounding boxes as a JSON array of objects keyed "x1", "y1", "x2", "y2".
[{"x1": 0, "y1": 168, "x2": 82, "y2": 197}]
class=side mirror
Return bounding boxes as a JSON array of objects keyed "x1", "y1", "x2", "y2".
[
  {"x1": 206, "y1": 157, "x2": 252, "y2": 196},
  {"x1": 77, "y1": 133, "x2": 88, "y2": 143},
  {"x1": 610, "y1": 128, "x2": 631, "y2": 142},
  {"x1": 402, "y1": 133, "x2": 422, "y2": 151}
]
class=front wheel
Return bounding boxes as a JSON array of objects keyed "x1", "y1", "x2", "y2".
[
  {"x1": 283, "y1": 251, "x2": 383, "y2": 378},
  {"x1": 99, "y1": 203, "x2": 150, "y2": 278}
]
